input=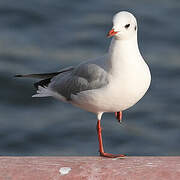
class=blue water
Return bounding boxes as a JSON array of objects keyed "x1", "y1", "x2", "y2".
[{"x1": 1, "y1": 0, "x2": 180, "y2": 156}]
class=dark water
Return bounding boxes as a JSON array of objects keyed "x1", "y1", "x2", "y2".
[{"x1": 1, "y1": 0, "x2": 180, "y2": 156}]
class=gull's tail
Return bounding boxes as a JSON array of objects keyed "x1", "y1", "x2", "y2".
[
  {"x1": 32, "y1": 86, "x2": 52, "y2": 97},
  {"x1": 32, "y1": 85, "x2": 67, "y2": 102},
  {"x1": 15, "y1": 66, "x2": 74, "y2": 100},
  {"x1": 15, "y1": 66, "x2": 74, "y2": 88}
]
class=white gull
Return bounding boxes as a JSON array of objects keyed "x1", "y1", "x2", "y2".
[{"x1": 16, "y1": 11, "x2": 151, "y2": 158}]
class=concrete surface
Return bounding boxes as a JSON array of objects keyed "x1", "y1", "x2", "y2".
[{"x1": 0, "y1": 156, "x2": 180, "y2": 180}]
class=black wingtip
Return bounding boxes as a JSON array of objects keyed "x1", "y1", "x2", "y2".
[{"x1": 14, "y1": 74, "x2": 22, "y2": 77}]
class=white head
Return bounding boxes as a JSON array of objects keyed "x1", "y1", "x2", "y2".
[{"x1": 107, "y1": 11, "x2": 137, "y2": 40}]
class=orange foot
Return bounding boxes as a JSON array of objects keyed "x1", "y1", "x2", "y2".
[
  {"x1": 115, "y1": 111, "x2": 122, "y2": 123},
  {"x1": 97, "y1": 119, "x2": 125, "y2": 158},
  {"x1": 100, "y1": 152, "x2": 125, "y2": 158}
]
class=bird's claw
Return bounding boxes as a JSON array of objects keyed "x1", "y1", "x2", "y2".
[{"x1": 100, "y1": 152, "x2": 125, "y2": 158}]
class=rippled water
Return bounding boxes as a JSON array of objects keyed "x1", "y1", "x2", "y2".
[{"x1": 1, "y1": 0, "x2": 180, "y2": 156}]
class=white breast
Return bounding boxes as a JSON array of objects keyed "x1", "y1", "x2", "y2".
[
  {"x1": 71, "y1": 36, "x2": 151, "y2": 114},
  {"x1": 107, "y1": 58, "x2": 151, "y2": 111}
]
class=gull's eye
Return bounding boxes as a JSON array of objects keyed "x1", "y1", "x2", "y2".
[{"x1": 125, "y1": 24, "x2": 130, "y2": 29}]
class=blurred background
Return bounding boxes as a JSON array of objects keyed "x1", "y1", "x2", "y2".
[{"x1": 1, "y1": 0, "x2": 180, "y2": 156}]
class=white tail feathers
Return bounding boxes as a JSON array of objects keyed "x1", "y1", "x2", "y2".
[
  {"x1": 32, "y1": 86, "x2": 67, "y2": 102},
  {"x1": 32, "y1": 86, "x2": 52, "y2": 97}
]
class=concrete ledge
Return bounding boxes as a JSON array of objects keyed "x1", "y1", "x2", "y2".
[{"x1": 0, "y1": 156, "x2": 180, "y2": 180}]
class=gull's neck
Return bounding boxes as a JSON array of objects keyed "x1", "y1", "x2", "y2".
[{"x1": 107, "y1": 35, "x2": 142, "y2": 75}]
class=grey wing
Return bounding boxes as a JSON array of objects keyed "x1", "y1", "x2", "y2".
[{"x1": 49, "y1": 63, "x2": 109, "y2": 101}]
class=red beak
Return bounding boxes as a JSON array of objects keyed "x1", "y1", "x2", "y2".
[{"x1": 107, "y1": 29, "x2": 118, "y2": 38}]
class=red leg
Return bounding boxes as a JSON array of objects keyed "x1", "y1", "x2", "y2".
[
  {"x1": 96, "y1": 119, "x2": 125, "y2": 158},
  {"x1": 115, "y1": 111, "x2": 122, "y2": 123}
]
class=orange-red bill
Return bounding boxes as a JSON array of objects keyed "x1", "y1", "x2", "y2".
[{"x1": 107, "y1": 29, "x2": 118, "y2": 38}]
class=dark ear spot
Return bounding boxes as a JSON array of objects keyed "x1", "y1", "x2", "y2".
[
  {"x1": 134, "y1": 26, "x2": 137, "y2": 31},
  {"x1": 125, "y1": 24, "x2": 130, "y2": 29}
]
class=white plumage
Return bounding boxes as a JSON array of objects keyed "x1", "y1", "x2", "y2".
[
  {"x1": 16, "y1": 11, "x2": 151, "y2": 158},
  {"x1": 33, "y1": 11, "x2": 151, "y2": 120}
]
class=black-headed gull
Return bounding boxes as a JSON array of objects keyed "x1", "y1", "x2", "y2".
[{"x1": 16, "y1": 11, "x2": 151, "y2": 158}]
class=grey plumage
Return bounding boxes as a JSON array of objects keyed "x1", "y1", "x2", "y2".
[
  {"x1": 14, "y1": 72, "x2": 61, "y2": 79},
  {"x1": 14, "y1": 66, "x2": 74, "y2": 79},
  {"x1": 15, "y1": 62, "x2": 109, "y2": 101},
  {"x1": 15, "y1": 66, "x2": 74, "y2": 89},
  {"x1": 49, "y1": 63, "x2": 109, "y2": 101}
]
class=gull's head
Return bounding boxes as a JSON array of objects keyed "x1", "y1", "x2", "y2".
[{"x1": 107, "y1": 11, "x2": 137, "y2": 40}]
